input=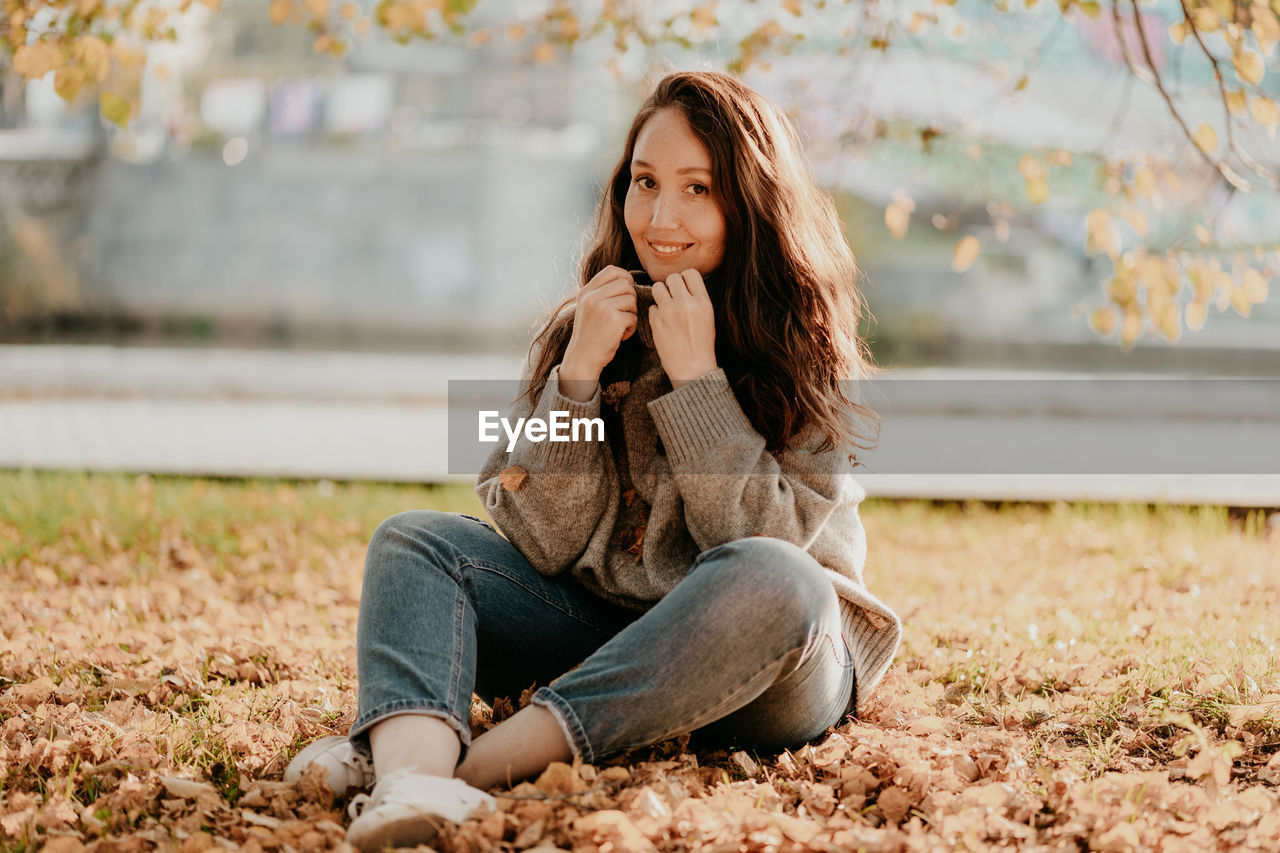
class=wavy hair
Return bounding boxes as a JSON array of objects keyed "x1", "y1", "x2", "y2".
[{"x1": 521, "y1": 70, "x2": 879, "y2": 462}]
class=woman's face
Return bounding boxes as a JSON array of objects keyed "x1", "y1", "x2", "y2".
[{"x1": 624, "y1": 108, "x2": 727, "y2": 283}]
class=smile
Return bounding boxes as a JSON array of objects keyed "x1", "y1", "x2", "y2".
[{"x1": 649, "y1": 241, "x2": 693, "y2": 256}]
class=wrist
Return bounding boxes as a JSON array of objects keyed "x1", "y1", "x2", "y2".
[{"x1": 558, "y1": 357, "x2": 601, "y2": 403}]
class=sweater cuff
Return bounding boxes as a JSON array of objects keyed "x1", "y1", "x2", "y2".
[
  {"x1": 537, "y1": 364, "x2": 605, "y2": 468},
  {"x1": 646, "y1": 368, "x2": 758, "y2": 468}
]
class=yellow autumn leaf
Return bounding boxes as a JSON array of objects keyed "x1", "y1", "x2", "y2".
[
  {"x1": 13, "y1": 41, "x2": 65, "y2": 79},
  {"x1": 1120, "y1": 309, "x2": 1143, "y2": 347},
  {"x1": 690, "y1": 5, "x2": 717, "y2": 30},
  {"x1": 1187, "y1": 262, "x2": 1213, "y2": 302},
  {"x1": 303, "y1": 0, "x2": 328, "y2": 18},
  {"x1": 1225, "y1": 89, "x2": 1247, "y2": 115},
  {"x1": 1185, "y1": 300, "x2": 1207, "y2": 331},
  {"x1": 1249, "y1": 97, "x2": 1279, "y2": 135},
  {"x1": 54, "y1": 66, "x2": 85, "y2": 102},
  {"x1": 99, "y1": 91, "x2": 131, "y2": 127},
  {"x1": 268, "y1": 0, "x2": 293, "y2": 24},
  {"x1": 73, "y1": 35, "x2": 112, "y2": 83},
  {"x1": 198, "y1": 0, "x2": 223, "y2": 8},
  {"x1": 1156, "y1": 303, "x2": 1181, "y2": 342},
  {"x1": 1169, "y1": 20, "x2": 1189, "y2": 44},
  {"x1": 1134, "y1": 166, "x2": 1157, "y2": 198},
  {"x1": 1193, "y1": 122, "x2": 1218, "y2": 153},
  {"x1": 782, "y1": 0, "x2": 803, "y2": 17},
  {"x1": 1194, "y1": 224, "x2": 1212, "y2": 246},
  {"x1": 532, "y1": 41, "x2": 557, "y2": 63},
  {"x1": 1230, "y1": 286, "x2": 1252, "y2": 317},
  {"x1": 1242, "y1": 268, "x2": 1269, "y2": 303},
  {"x1": 1085, "y1": 208, "x2": 1115, "y2": 256},
  {"x1": 952, "y1": 235, "x2": 981, "y2": 272},
  {"x1": 1089, "y1": 306, "x2": 1117, "y2": 336},
  {"x1": 1120, "y1": 208, "x2": 1148, "y2": 237},
  {"x1": 339, "y1": 2, "x2": 358, "y2": 20},
  {"x1": 1232, "y1": 49, "x2": 1265, "y2": 86},
  {"x1": 1017, "y1": 153, "x2": 1043, "y2": 180},
  {"x1": 1024, "y1": 175, "x2": 1050, "y2": 205},
  {"x1": 1191, "y1": 6, "x2": 1220, "y2": 32},
  {"x1": 883, "y1": 193, "x2": 914, "y2": 240}
]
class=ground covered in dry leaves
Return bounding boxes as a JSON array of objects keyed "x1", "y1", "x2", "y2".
[{"x1": 2, "y1": 472, "x2": 1278, "y2": 852}]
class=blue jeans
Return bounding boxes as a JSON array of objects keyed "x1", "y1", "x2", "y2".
[{"x1": 350, "y1": 511, "x2": 856, "y2": 764}]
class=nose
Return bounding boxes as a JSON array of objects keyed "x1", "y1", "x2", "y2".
[{"x1": 649, "y1": 190, "x2": 679, "y2": 230}]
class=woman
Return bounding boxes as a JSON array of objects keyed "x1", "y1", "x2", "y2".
[{"x1": 287, "y1": 70, "x2": 901, "y2": 853}]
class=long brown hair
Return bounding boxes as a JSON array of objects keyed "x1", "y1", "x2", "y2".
[{"x1": 522, "y1": 70, "x2": 880, "y2": 462}]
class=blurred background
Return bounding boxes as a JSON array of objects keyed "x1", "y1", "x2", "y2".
[{"x1": 1, "y1": 0, "x2": 1278, "y2": 500}]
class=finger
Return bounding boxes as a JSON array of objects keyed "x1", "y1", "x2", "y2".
[
  {"x1": 682, "y1": 268, "x2": 709, "y2": 300},
  {"x1": 650, "y1": 279, "x2": 671, "y2": 305},
  {"x1": 586, "y1": 266, "x2": 634, "y2": 292},
  {"x1": 603, "y1": 297, "x2": 638, "y2": 317},
  {"x1": 665, "y1": 272, "x2": 691, "y2": 297}
]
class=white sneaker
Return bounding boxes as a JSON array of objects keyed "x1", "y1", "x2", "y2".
[
  {"x1": 345, "y1": 768, "x2": 497, "y2": 853},
  {"x1": 284, "y1": 736, "x2": 375, "y2": 797}
]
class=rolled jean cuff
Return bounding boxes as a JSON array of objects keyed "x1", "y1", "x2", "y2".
[
  {"x1": 531, "y1": 686, "x2": 594, "y2": 764},
  {"x1": 348, "y1": 700, "x2": 473, "y2": 763}
]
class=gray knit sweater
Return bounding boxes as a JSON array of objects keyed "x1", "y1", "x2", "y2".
[{"x1": 476, "y1": 282, "x2": 900, "y2": 713}]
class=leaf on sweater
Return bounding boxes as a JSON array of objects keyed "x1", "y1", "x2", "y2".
[
  {"x1": 602, "y1": 381, "x2": 632, "y2": 408},
  {"x1": 625, "y1": 523, "x2": 646, "y2": 563},
  {"x1": 498, "y1": 465, "x2": 529, "y2": 492}
]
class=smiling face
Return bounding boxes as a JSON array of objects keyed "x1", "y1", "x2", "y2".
[{"x1": 624, "y1": 107, "x2": 727, "y2": 283}]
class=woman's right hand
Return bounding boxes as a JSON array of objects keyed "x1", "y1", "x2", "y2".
[{"x1": 559, "y1": 266, "x2": 637, "y2": 401}]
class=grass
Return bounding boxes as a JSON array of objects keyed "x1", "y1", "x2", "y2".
[{"x1": 1, "y1": 471, "x2": 1278, "y2": 851}]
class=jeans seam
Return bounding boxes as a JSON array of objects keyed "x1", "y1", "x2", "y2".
[
  {"x1": 531, "y1": 687, "x2": 595, "y2": 764},
  {"x1": 449, "y1": 583, "x2": 466, "y2": 715}
]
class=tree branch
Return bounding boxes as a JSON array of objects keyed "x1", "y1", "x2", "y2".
[
  {"x1": 1114, "y1": 0, "x2": 1251, "y2": 192},
  {"x1": 1175, "y1": 0, "x2": 1280, "y2": 187}
]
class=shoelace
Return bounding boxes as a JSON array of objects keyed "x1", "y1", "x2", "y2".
[
  {"x1": 347, "y1": 792, "x2": 371, "y2": 821},
  {"x1": 342, "y1": 750, "x2": 374, "y2": 780},
  {"x1": 345, "y1": 767, "x2": 435, "y2": 821}
]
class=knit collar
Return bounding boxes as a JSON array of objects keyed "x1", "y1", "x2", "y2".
[{"x1": 632, "y1": 282, "x2": 658, "y2": 350}]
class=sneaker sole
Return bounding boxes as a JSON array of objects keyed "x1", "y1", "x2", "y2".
[{"x1": 348, "y1": 812, "x2": 448, "y2": 853}]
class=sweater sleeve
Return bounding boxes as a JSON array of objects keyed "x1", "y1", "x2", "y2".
[
  {"x1": 475, "y1": 363, "x2": 614, "y2": 575},
  {"x1": 645, "y1": 368, "x2": 849, "y2": 551}
]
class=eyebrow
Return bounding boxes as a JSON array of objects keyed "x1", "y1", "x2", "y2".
[{"x1": 631, "y1": 159, "x2": 711, "y2": 176}]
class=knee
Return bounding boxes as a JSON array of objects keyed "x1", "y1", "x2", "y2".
[
  {"x1": 694, "y1": 537, "x2": 835, "y2": 633},
  {"x1": 370, "y1": 509, "x2": 445, "y2": 551},
  {"x1": 365, "y1": 510, "x2": 463, "y2": 579}
]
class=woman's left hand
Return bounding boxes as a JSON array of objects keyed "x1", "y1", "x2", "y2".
[{"x1": 649, "y1": 269, "x2": 718, "y2": 388}]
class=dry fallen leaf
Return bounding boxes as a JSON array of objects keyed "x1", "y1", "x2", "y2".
[{"x1": 498, "y1": 465, "x2": 529, "y2": 492}]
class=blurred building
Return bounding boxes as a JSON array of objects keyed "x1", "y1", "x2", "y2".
[{"x1": 0, "y1": 0, "x2": 1277, "y2": 372}]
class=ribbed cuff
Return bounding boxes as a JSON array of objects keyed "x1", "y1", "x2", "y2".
[
  {"x1": 538, "y1": 364, "x2": 605, "y2": 468},
  {"x1": 646, "y1": 368, "x2": 758, "y2": 468}
]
